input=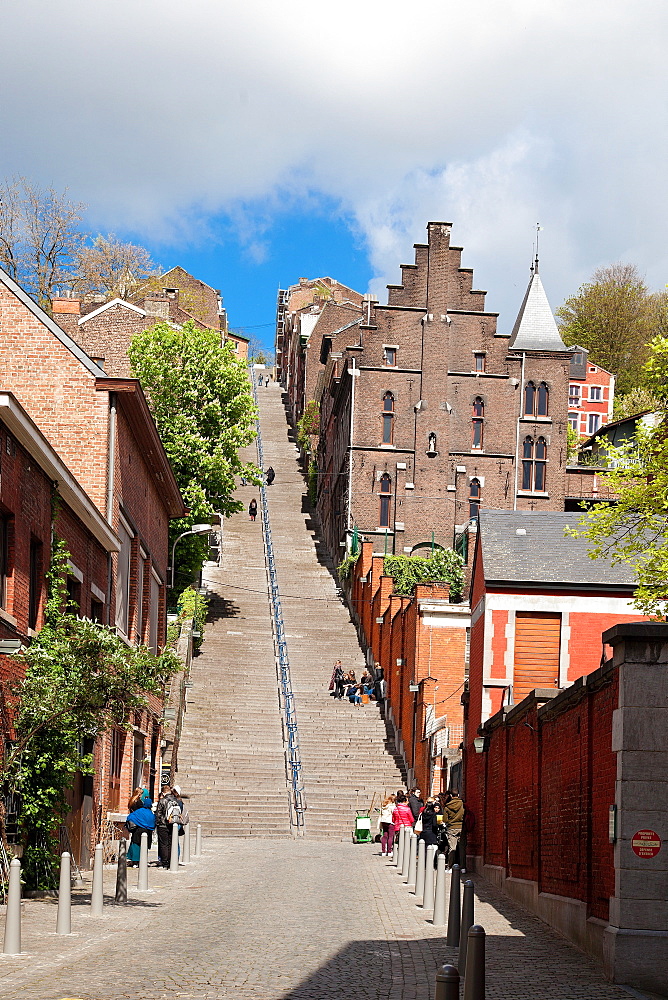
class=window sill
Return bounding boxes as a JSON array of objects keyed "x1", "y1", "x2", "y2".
[
  {"x1": 0, "y1": 607, "x2": 17, "y2": 629},
  {"x1": 516, "y1": 492, "x2": 550, "y2": 498},
  {"x1": 379, "y1": 444, "x2": 396, "y2": 449},
  {"x1": 520, "y1": 416, "x2": 552, "y2": 423}
]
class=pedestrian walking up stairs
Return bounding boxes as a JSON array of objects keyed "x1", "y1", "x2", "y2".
[{"x1": 255, "y1": 381, "x2": 405, "y2": 840}]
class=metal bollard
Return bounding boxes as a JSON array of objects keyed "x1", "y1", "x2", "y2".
[
  {"x1": 403, "y1": 832, "x2": 414, "y2": 884},
  {"x1": 195, "y1": 823, "x2": 202, "y2": 857},
  {"x1": 435, "y1": 964, "x2": 460, "y2": 1000},
  {"x1": 433, "y1": 851, "x2": 447, "y2": 926},
  {"x1": 137, "y1": 832, "x2": 149, "y2": 891},
  {"x1": 459, "y1": 880, "x2": 475, "y2": 976},
  {"x1": 422, "y1": 844, "x2": 437, "y2": 909},
  {"x1": 90, "y1": 843, "x2": 104, "y2": 916},
  {"x1": 169, "y1": 822, "x2": 180, "y2": 872},
  {"x1": 3, "y1": 858, "x2": 21, "y2": 954},
  {"x1": 183, "y1": 827, "x2": 191, "y2": 864},
  {"x1": 115, "y1": 838, "x2": 128, "y2": 903},
  {"x1": 415, "y1": 838, "x2": 426, "y2": 902},
  {"x1": 406, "y1": 833, "x2": 417, "y2": 892},
  {"x1": 391, "y1": 830, "x2": 398, "y2": 865},
  {"x1": 462, "y1": 925, "x2": 485, "y2": 1000},
  {"x1": 56, "y1": 852, "x2": 72, "y2": 934},
  {"x1": 446, "y1": 863, "x2": 461, "y2": 946},
  {"x1": 395, "y1": 825, "x2": 405, "y2": 870},
  {"x1": 401, "y1": 827, "x2": 411, "y2": 877}
]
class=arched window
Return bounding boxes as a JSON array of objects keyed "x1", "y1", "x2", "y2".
[
  {"x1": 524, "y1": 381, "x2": 549, "y2": 417},
  {"x1": 521, "y1": 436, "x2": 548, "y2": 492},
  {"x1": 469, "y1": 478, "x2": 481, "y2": 520},
  {"x1": 379, "y1": 473, "x2": 392, "y2": 528},
  {"x1": 524, "y1": 381, "x2": 535, "y2": 416},
  {"x1": 472, "y1": 397, "x2": 484, "y2": 449},
  {"x1": 382, "y1": 392, "x2": 394, "y2": 444}
]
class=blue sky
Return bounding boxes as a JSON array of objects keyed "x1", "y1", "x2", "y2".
[{"x1": 2, "y1": 0, "x2": 667, "y2": 356}]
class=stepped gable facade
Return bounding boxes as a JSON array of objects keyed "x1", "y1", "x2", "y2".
[
  {"x1": 275, "y1": 277, "x2": 364, "y2": 424},
  {"x1": 316, "y1": 222, "x2": 574, "y2": 561}
]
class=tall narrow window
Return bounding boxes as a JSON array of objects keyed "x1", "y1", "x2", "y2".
[
  {"x1": 524, "y1": 381, "x2": 535, "y2": 416},
  {"x1": 115, "y1": 521, "x2": 132, "y2": 637},
  {"x1": 28, "y1": 538, "x2": 42, "y2": 630},
  {"x1": 537, "y1": 382, "x2": 549, "y2": 416},
  {"x1": 473, "y1": 352, "x2": 486, "y2": 372},
  {"x1": 521, "y1": 436, "x2": 548, "y2": 492},
  {"x1": 472, "y1": 397, "x2": 484, "y2": 450},
  {"x1": 469, "y1": 478, "x2": 481, "y2": 520},
  {"x1": 569, "y1": 384, "x2": 581, "y2": 407},
  {"x1": 382, "y1": 392, "x2": 394, "y2": 445},
  {"x1": 379, "y1": 473, "x2": 392, "y2": 528},
  {"x1": 0, "y1": 514, "x2": 8, "y2": 610},
  {"x1": 384, "y1": 347, "x2": 397, "y2": 367}
]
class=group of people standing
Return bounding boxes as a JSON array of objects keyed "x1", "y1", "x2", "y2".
[
  {"x1": 125, "y1": 782, "x2": 189, "y2": 869},
  {"x1": 377, "y1": 787, "x2": 467, "y2": 869}
]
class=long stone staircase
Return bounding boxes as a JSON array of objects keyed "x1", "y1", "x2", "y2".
[{"x1": 176, "y1": 379, "x2": 405, "y2": 839}]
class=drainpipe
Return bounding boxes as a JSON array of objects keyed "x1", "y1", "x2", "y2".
[{"x1": 513, "y1": 354, "x2": 526, "y2": 510}]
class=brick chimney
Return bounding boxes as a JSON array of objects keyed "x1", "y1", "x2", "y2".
[{"x1": 52, "y1": 297, "x2": 81, "y2": 315}]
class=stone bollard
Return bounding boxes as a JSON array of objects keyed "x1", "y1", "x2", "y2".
[
  {"x1": 462, "y1": 925, "x2": 485, "y2": 1000},
  {"x1": 195, "y1": 823, "x2": 202, "y2": 857},
  {"x1": 415, "y1": 838, "x2": 426, "y2": 902},
  {"x1": 422, "y1": 845, "x2": 437, "y2": 910},
  {"x1": 435, "y1": 964, "x2": 460, "y2": 1000},
  {"x1": 403, "y1": 832, "x2": 414, "y2": 884},
  {"x1": 56, "y1": 852, "x2": 72, "y2": 934},
  {"x1": 459, "y1": 880, "x2": 475, "y2": 977},
  {"x1": 115, "y1": 838, "x2": 128, "y2": 903},
  {"x1": 401, "y1": 827, "x2": 411, "y2": 877},
  {"x1": 395, "y1": 826, "x2": 405, "y2": 870},
  {"x1": 90, "y1": 843, "x2": 104, "y2": 916},
  {"x1": 183, "y1": 827, "x2": 191, "y2": 864},
  {"x1": 406, "y1": 833, "x2": 417, "y2": 892},
  {"x1": 446, "y1": 863, "x2": 461, "y2": 947},
  {"x1": 391, "y1": 831, "x2": 398, "y2": 865},
  {"x1": 3, "y1": 858, "x2": 22, "y2": 954},
  {"x1": 432, "y1": 851, "x2": 447, "y2": 926},
  {"x1": 169, "y1": 822, "x2": 180, "y2": 872},
  {"x1": 137, "y1": 832, "x2": 149, "y2": 891}
]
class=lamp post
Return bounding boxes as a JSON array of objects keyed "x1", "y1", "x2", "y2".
[{"x1": 170, "y1": 525, "x2": 213, "y2": 588}]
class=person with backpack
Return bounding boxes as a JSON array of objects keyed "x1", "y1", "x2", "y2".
[
  {"x1": 265, "y1": 466, "x2": 275, "y2": 485},
  {"x1": 248, "y1": 498, "x2": 258, "y2": 521},
  {"x1": 155, "y1": 784, "x2": 181, "y2": 868},
  {"x1": 442, "y1": 789, "x2": 465, "y2": 870}
]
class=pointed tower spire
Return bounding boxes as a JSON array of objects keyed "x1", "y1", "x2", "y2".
[{"x1": 508, "y1": 257, "x2": 567, "y2": 353}]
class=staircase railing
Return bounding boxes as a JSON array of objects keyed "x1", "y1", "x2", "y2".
[{"x1": 250, "y1": 370, "x2": 306, "y2": 834}]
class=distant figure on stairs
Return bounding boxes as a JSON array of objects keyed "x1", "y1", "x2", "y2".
[
  {"x1": 329, "y1": 660, "x2": 345, "y2": 699},
  {"x1": 249, "y1": 498, "x2": 257, "y2": 521},
  {"x1": 266, "y1": 466, "x2": 275, "y2": 485}
]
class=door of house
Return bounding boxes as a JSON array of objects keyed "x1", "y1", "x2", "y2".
[{"x1": 513, "y1": 611, "x2": 561, "y2": 702}]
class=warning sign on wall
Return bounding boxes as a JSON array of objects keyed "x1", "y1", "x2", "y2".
[{"x1": 631, "y1": 829, "x2": 662, "y2": 859}]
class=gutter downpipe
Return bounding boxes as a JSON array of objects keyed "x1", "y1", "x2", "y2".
[
  {"x1": 513, "y1": 354, "x2": 526, "y2": 511},
  {"x1": 346, "y1": 358, "x2": 358, "y2": 546}
]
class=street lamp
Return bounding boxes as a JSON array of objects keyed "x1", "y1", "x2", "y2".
[
  {"x1": 170, "y1": 524, "x2": 214, "y2": 588},
  {"x1": 0, "y1": 639, "x2": 22, "y2": 654}
]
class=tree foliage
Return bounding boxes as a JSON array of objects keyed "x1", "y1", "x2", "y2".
[
  {"x1": 129, "y1": 321, "x2": 259, "y2": 587},
  {"x1": 572, "y1": 333, "x2": 668, "y2": 619},
  {"x1": 297, "y1": 401, "x2": 320, "y2": 452},
  {"x1": 384, "y1": 550, "x2": 464, "y2": 602},
  {"x1": 612, "y1": 386, "x2": 662, "y2": 421},
  {"x1": 6, "y1": 511, "x2": 179, "y2": 888},
  {"x1": 72, "y1": 233, "x2": 160, "y2": 299},
  {"x1": 0, "y1": 176, "x2": 85, "y2": 309},
  {"x1": 557, "y1": 264, "x2": 668, "y2": 395}
]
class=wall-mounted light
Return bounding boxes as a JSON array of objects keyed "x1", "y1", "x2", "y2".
[
  {"x1": 473, "y1": 736, "x2": 489, "y2": 754},
  {"x1": 0, "y1": 639, "x2": 21, "y2": 654}
]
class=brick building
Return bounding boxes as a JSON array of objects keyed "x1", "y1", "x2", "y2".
[
  {"x1": 568, "y1": 346, "x2": 616, "y2": 438},
  {"x1": 349, "y1": 541, "x2": 469, "y2": 792},
  {"x1": 0, "y1": 264, "x2": 185, "y2": 858},
  {"x1": 275, "y1": 277, "x2": 364, "y2": 424},
  {"x1": 316, "y1": 223, "x2": 574, "y2": 563}
]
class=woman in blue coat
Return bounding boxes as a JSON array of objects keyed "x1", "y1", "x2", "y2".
[{"x1": 126, "y1": 788, "x2": 156, "y2": 866}]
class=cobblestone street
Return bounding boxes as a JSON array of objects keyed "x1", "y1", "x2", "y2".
[{"x1": 0, "y1": 839, "x2": 649, "y2": 1000}]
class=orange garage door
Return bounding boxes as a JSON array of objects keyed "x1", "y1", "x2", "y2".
[{"x1": 513, "y1": 611, "x2": 561, "y2": 702}]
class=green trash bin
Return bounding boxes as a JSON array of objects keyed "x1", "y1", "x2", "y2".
[{"x1": 353, "y1": 811, "x2": 372, "y2": 844}]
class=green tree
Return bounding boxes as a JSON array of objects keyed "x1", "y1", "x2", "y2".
[
  {"x1": 572, "y1": 333, "x2": 668, "y2": 618},
  {"x1": 612, "y1": 386, "x2": 662, "y2": 421},
  {"x1": 557, "y1": 264, "x2": 668, "y2": 395},
  {"x1": 6, "y1": 516, "x2": 179, "y2": 888},
  {"x1": 297, "y1": 401, "x2": 320, "y2": 452},
  {"x1": 129, "y1": 321, "x2": 259, "y2": 587}
]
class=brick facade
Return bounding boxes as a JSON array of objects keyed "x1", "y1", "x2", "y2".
[{"x1": 568, "y1": 347, "x2": 615, "y2": 438}]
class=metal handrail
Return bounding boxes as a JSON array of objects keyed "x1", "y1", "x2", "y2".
[{"x1": 250, "y1": 370, "x2": 306, "y2": 832}]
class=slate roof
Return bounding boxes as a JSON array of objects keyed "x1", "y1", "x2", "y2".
[
  {"x1": 508, "y1": 267, "x2": 568, "y2": 352},
  {"x1": 477, "y1": 509, "x2": 637, "y2": 588}
]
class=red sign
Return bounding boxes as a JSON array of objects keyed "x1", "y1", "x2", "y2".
[{"x1": 631, "y1": 829, "x2": 662, "y2": 859}]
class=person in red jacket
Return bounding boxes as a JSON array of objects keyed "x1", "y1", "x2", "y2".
[{"x1": 390, "y1": 790, "x2": 414, "y2": 842}]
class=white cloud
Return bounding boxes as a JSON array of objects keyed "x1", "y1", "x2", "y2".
[{"x1": 1, "y1": 0, "x2": 667, "y2": 325}]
